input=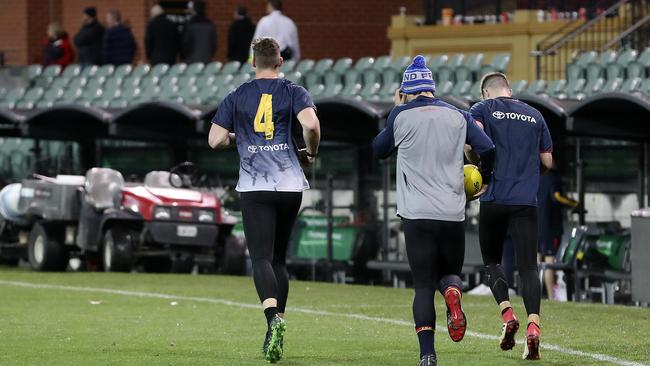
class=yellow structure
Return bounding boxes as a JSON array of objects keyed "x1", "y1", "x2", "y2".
[{"x1": 387, "y1": 10, "x2": 583, "y2": 81}]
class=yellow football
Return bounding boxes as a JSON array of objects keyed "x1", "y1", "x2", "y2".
[{"x1": 464, "y1": 164, "x2": 482, "y2": 201}]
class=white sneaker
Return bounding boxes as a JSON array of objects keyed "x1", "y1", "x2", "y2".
[{"x1": 467, "y1": 284, "x2": 492, "y2": 296}]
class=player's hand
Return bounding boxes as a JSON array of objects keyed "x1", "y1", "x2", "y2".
[
  {"x1": 473, "y1": 184, "x2": 488, "y2": 200},
  {"x1": 394, "y1": 89, "x2": 406, "y2": 105},
  {"x1": 298, "y1": 149, "x2": 316, "y2": 167}
]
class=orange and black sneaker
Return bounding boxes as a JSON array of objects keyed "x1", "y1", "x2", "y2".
[
  {"x1": 499, "y1": 307, "x2": 519, "y2": 351},
  {"x1": 523, "y1": 322, "x2": 541, "y2": 360},
  {"x1": 443, "y1": 287, "x2": 466, "y2": 342}
]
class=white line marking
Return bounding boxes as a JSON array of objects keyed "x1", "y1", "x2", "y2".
[{"x1": 0, "y1": 279, "x2": 646, "y2": 366}]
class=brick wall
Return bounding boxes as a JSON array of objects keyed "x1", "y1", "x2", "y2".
[{"x1": 2, "y1": 0, "x2": 421, "y2": 66}]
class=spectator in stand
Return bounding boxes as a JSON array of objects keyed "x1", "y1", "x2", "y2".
[
  {"x1": 181, "y1": 0, "x2": 217, "y2": 63},
  {"x1": 74, "y1": 7, "x2": 104, "y2": 66},
  {"x1": 43, "y1": 22, "x2": 75, "y2": 68},
  {"x1": 145, "y1": 4, "x2": 180, "y2": 65},
  {"x1": 227, "y1": 5, "x2": 255, "y2": 64},
  {"x1": 102, "y1": 10, "x2": 136, "y2": 66},
  {"x1": 254, "y1": 0, "x2": 300, "y2": 61}
]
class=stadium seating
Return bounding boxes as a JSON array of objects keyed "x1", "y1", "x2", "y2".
[{"x1": 3, "y1": 49, "x2": 650, "y2": 113}]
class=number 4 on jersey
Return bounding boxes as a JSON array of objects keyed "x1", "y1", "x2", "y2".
[{"x1": 254, "y1": 93, "x2": 275, "y2": 140}]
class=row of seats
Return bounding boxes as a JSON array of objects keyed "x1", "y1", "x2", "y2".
[{"x1": 567, "y1": 47, "x2": 650, "y2": 82}]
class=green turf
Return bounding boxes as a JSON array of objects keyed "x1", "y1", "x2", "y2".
[{"x1": 0, "y1": 267, "x2": 648, "y2": 365}]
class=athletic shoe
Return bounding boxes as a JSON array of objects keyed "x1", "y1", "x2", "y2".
[
  {"x1": 264, "y1": 315, "x2": 286, "y2": 363},
  {"x1": 419, "y1": 354, "x2": 437, "y2": 366},
  {"x1": 443, "y1": 287, "x2": 466, "y2": 342},
  {"x1": 499, "y1": 308, "x2": 519, "y2": 351},
  {"x1": 467, "y1": 283, "x2": 492, "y2": 296},
  {"x1": 523, "y1": 323, "x2": 541, "y2": 360}
]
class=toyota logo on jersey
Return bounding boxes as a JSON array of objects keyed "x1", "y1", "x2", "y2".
[
  {"x1": 492, "y1": 111, "x2": 505, "y2": 119},
  {"x1": 492, "y1": 111, "x2": 537, "y2": 123}
]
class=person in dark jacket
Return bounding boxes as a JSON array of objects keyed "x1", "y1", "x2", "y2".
[
  {"x1": 181, "y1": 0, "x2": 217, "y2": 63},
  {"x1": 43, "y1": 22, "x2": 75, "y2": 68},
  {"x1": 227, "y1": 5, "x2": 255, "y2": 63},
  {"x1": 145, "y1": 4, "x2": 180, "y2": 65},
  {"x1": 74, "y1": 7, "x2": 104, "y2": 65},
  {"x1": 102, "y1": 10, "x2": 136, "y2": 66}
]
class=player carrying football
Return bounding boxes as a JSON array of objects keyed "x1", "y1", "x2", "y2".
[
  {"x1": 373, "y1": 55, "x2": 495, "y2": 366},
  {"x1": 467, "y1": 72, "x2": 553, "y2": 360},
  {"x1": 209, "y1": 37, "x2": 321, "y2": 363}
]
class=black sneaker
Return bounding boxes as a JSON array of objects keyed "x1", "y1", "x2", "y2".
[{"x1": 419, "y1": 354, "x2": 437, "y2": 366}]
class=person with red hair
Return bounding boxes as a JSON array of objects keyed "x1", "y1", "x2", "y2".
[{"x1": 42, "y1": 22, "x2": 75, "y2": 68}]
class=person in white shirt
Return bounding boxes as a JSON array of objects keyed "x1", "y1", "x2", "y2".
[{"x1": 253, "y1": 0, "x2": 300, "y2": 61}]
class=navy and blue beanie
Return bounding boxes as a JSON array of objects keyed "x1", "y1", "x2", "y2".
[{"x1": 401, "y1": 55, "x2": 435, "y2": 95}]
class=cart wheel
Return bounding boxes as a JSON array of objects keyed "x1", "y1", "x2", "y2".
[
  {"x1": 28, "y1": 223, "x2": 69, "y2": 271},
  {"x1": 221, "y1": 236, "x2": 246, "y2": 275},
  {"x1": 103, "y1": 228, "x2": 134, "y2": 272},
  {"x1": 141, "y1": 256, "x2": 172, "y2": 273}
]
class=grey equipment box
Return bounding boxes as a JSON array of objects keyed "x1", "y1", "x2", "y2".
[
  {"x1": 18, "y1": 176, "x2": 85, "y2": 221},
  {"x1": 631, "y1": 215, "x2": 650, "y2": 303}
]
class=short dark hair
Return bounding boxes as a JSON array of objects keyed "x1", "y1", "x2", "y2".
[
  {"x1": 480, "y1": 72, "x2": 510, "y2": 92},
  {"x1": 252, "y1": 37, "x2": 281, "y2": 70},
  {"x1": 268, "y1": 0, "x2": 283, "y2": 11},
  {"x1": 236, "y1": 5, "x2": 247, "y2": 17}
]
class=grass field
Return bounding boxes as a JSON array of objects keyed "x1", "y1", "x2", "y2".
[{"x1": 0, "y1": 267, "x2": 648, "y2": 366}]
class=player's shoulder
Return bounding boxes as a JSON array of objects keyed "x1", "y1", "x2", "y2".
[
  {"x1": 469, "y1": 99, "x2": 494, "y2": 113},
  {"x1": 510, "y1": 98, "x2": 545, "y2": 122}
]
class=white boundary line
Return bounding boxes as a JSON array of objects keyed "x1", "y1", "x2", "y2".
[{"x1": 0, "y1": 279, "x2": 646, "y2": 366}]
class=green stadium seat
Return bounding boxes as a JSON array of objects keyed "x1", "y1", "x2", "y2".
[
  {"x1": 333, "y1": 58, "x2": 353, "y2": 73},
  {"x1": 103, "y1": 76, "x2": 122, "y2": 92},
  {"x1": 196, "y1": 75, "x2": 216, "y2": 89},
  {"x1": 322, "y1": 84, "x2": 343, "y2": 98},
  {"x1": 95, "y1": 65, "x2": 115, "y2": 78},
  {"x1": 80, "y1": 87, "x2": 102, "y2": 102},
  {"x1": 451, "y1": 80, "x2": 471, "y2": 96},
  {"x1": 427, "y1": 55, "x2": 448, "y2": 72},
  {"x1": 566, "y1": 63, "x2": 585, "y2": 82},
  {"x1": 309, "y1": 84, "x2": 325, "y2": 98},
  {"x1": 15, "y1": 99, "x2": 36, "y2": 110},
  {"x1": 294, "y1": 59, "x2": 315, "y2": 74},
  {"x1": 448, "y1": 54, "x2": 465, "y2": 68},
  {"x1": 545, "y1": 79, "x2": 568, "y2": 97},
  {"x1": 232, "y1": 73, "x2": 251, "y2": 86},
  {"x1": 373, "y1": 56, "x2": 392, "y2": 71},
  {"x1": 80, "y1": 65, "x2": 98, "y2": 78},
  {"x1": 179, "y1": 85, "x2": 199, "y2": 100},
  {"x1": 323, "y1": 71, "x2": 342, "y2": 88},
  {"x1": 344, "y1": 69, "x2": 361, "y2": 86},
  {"x1": 0, "y1": 87, "x2": 6, "y2": 100},
  {"x1": 42, "y1": 64, "x2": 62, "y2": 78},
  {"x1": 100, "y1": 87, "x2": 120, "y2": 101},
  {"x1": 184, "y1": 96, "x2": 203, "y2": 105},
  {"x1": 360, "y1": 82, "x2": 380, "y2": 99},
  {"x1": 304, "y1": 72, "x2": 323, "y2": 90},
  {"x1": 586, "y1": 63, "x2": 604, "y2": 81},
  {"x1": 86, "y1": 76, "x2": 106, "y2": 91},
  {"x1": 283, "y1": 71, "x2": 302, "y2": 84},
  {"x1": 575, "y1": 51, "x2": 598, "y2": 66},
  {"x1": 620, "y1": 77, "x2": 642, "y2": 94},
  {"x1": 35, "y1": 100, "x2": 54, "y2": 109},
  {"x1": 469, "y1": 80, "x2": 481, "y2": 100},
  {"x1": 168, "y1": 63, "x2": 187, "y2": 76},
  {"x1": 616, "y1": 49, "x2": 638, "y2": 65},
  {"x1": 59, "y1": 88, "x2": 82, "y2": 103},
  {"x1": 91, "y1": 99, "x2": 110, "y2": 108},
  {"x1": 601, "y1": 77, "x2": 623, "y2": 93},
  {"x1": 314, "y1": 58, "x2": 334, "y2": 74},
  {"x1": 464, "y1": 53, "x2": 484, "y2": 71},
  {"x1": 280, "y1": 59, "x2": 296, "y2": 73},
  {"x1": 159, "y1": 85, "x2": 180, "y2": 100},
  {"x1": 121, "y1": 87, "x2": 142, "y2": 100},
  {"x1": 526, "y1": 79, "x2": 546, "y2": 94},
  {"x1": 159, "y1": 75, "x2": 178, "y2": 88},
  {"x1": 131, "y1": 64, "x2": 151, "y2": 78},
  {"x1": 378, "y1": 81, "x2": 400, "y2": 101},
  {"x1": 511, "y1": 80, "x2": 528, "y2": 95},
  {"x1": 0, "y1": 88, "x2": 25, "y2": 108},
  {"x1": 203, "y1": 61, "x2": 223, "y2": 76},
  {"x1": 220, "y1": 61, "x2": 241, "y2": 75},
  {"x1": 478, "y1": 65, "x2": 497, "y2": 78},
  {"x1": 454, "y1": 66, "x2": 472, "y2": 83},
  {"x1": 62, "y1": 64, "x2": 81, "y2": 78},
  {"x1": 41, "y1": 88, "x2": 64, "y2": 103},
  {"x1": 436, "y1": 80, "x2": 453, "y2": 95},
  {"x1": 597, "y1": 50, "x2": 618, "y2": 65},
  {"x1": 606, "y1": 63, "x2": 624, "y2": 80},
  {"x1": 123, "y1": 75, "x2": 143, "y2": 89},
  {"x1": 382, "y1": 68, "x2": 401, "y2": 85},
  {"x1": 390, "y1": 56, "x2": 411, "y2": 72},
  {"x1": 150, "y1": 63, "x2": 169, "y2": 77},
  {"x1": 50, "y1": 77, "x2": 70, "y2": 90},
  {"x1": 20, "y1": 87, "x2": 44, "y2": 102},
  {"x1": 108, "y1": 99, "x2": 129, "y2": 109},
  {"x1": 239, "y1": 62, "x2": 254, "y2": 75},
  {"x1": 436, "y1": 67, "x2": 454, "y2": 84},
  {"x1": 198, "y1": 85, "x2": 219, "y2": 104},
  {"x1": 362, "y1": 69, "x2": 380, "y2": 85},
  {"x1": 574, "y1": 77, "x2": 603, "y2": 99},
  {"x1": 340, "y1": 82, "x2": 361, "y2": 98},
  {"x1": 640, "y1": 78, "x2": 650, "y2": 96},
  {"x1": 27, "y1": 64, "x2": 42, "y2": 82},
  {"x1": 488, "y1": 53, "x2": 511, "y2": 72},
  {"x1": 185, "y1": 62, "x2": 205, "y2": 76},
  {"x1": 353, "y1": 57, "x2": 373, "y2": 71},
  {"x1": 626, "y1": 62, "x2": 645, "y2": 79},
  {"x1": 177, "y1": 75, "x2": 196, "y2": 88},
  {"x1": 113, "y1": 64, "x2": 132, "y2": 79},
  {"x1": 67, "y1": 77, "x2": 87, "y2": 90}
]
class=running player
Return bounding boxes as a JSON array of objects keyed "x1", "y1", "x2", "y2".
[
  {"x1": 208, "y1": 37, "x2": 320, "y2": 363},
  {"x1": 373, "y1": 55, "x2": 495, "y2": 366},
  {"x1": 467, "y1": 72, "x2": 553, "y2": 360}
]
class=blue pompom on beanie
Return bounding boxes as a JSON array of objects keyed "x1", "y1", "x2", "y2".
[{"x1": 401, "y1": 55, "x2": 436, "y2": 95}]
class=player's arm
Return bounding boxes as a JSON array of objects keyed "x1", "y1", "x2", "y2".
[
  {"x1": 296, "y1": 107, "x2": 321, "y2": 162},
  {"x1": 465, "y1": 102, "x2": 487, "y2": 164},
  {"x1": 539, "y1": 116, "x2": 553, "y2": 174},
  {"x1": 208, "y1": 94, "x2": 235, "y2": 149},
  {"x1": 372, "y1": 109, "x2": 398, "y2": 159},
  {"x1": 208, "y1": 124, "x2": 236, "y2": 149}
]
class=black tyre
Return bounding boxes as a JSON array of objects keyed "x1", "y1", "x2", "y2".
[
  {"x1": 141, "y1": 256, "x2": 172, "y2": 273},
  {"x1": 103, "y1": 229, "x2": 134, "y2": 272},
  {"x1": 221, "y1": 236, "x2": 246, "y2": 275},
  {"x1": 28, "y1": 223, "x2": 69, "y2": 271},
  {"x1": 171, "y1": 256, "x2": 195, "y2": 273}
]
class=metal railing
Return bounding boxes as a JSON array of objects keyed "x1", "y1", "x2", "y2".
[{"x1": 533, "y1": 0, "x2": 649, "y2": 80}]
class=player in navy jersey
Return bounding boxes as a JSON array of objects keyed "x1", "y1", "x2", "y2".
[
  {"x1": 208, "y1": 37, "x2": 320, "y2": 363},
  {"x1": 466, "y1": 72, "x2": 553, "y2": 360}
]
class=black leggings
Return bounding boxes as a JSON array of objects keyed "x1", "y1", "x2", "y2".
[
  {"x1": 240, "y1": 191, "x2": 302, "y2": 312},
  {"x1": 479, "y1": 202, "x2": 541, "y2": 316},
  {"x1": 403, "y1": 219, "x2": 465, "y2": 330}
]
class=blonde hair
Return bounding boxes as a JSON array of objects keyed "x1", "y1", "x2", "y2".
[{"x1": 47, "y1": 22, "x2": 65, "y2": 38}]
